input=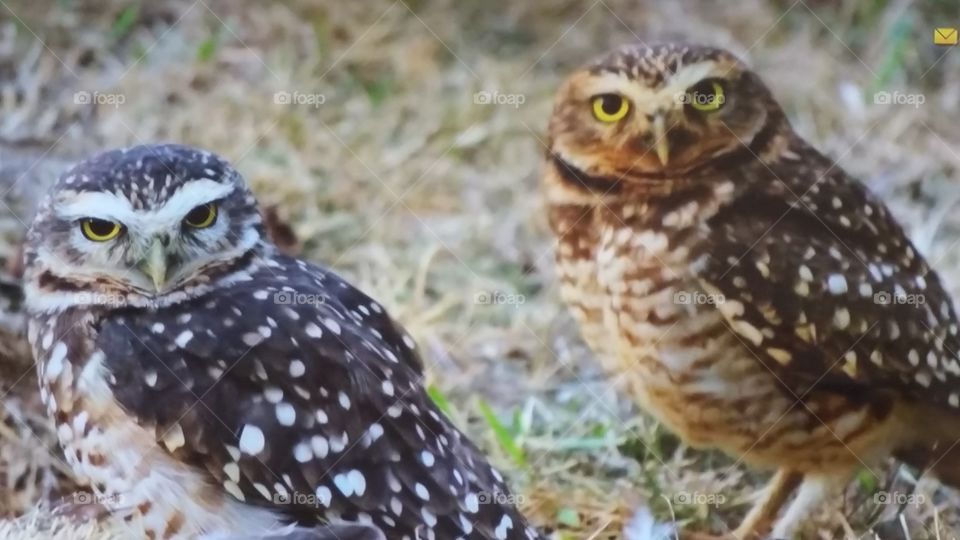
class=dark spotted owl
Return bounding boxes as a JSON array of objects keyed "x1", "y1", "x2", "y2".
[{"x1": 23, "y1": 144, "x2": 543, "y2": 540}]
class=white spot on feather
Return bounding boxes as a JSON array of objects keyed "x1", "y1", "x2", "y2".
[
  {"x1": 239, "y1": 425, "x2": 265, "y2": 455},
  {"x1": 334, "y1": 470, "x2": 366, "y2": 497}
]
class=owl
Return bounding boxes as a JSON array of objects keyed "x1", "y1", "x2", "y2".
[
  {"x1": 543, "y1": 43, "x2": 960, "y2": 539},
  {"x1": 22, "y1": 144, "x2": 544, "y2": 540}
]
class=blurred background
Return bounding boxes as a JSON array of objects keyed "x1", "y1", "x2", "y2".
[{"x1": 0, "y1": 0, "x2": 958, "y2": 538}]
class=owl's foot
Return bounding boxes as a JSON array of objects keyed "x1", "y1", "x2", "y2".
[
  {"x1": 732, "y1": 469, "x2": 803, "y2": 539},
  {"x1": 679, "y1": 469, "x2": 803, "y2": 540}
]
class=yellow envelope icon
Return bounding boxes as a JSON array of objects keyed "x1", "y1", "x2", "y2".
[{"x1": 934, "y1": 27, "x2": 958, "y2": 45}]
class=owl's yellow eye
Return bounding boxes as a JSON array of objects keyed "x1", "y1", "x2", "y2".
[
  {"x1": 183, "y1": 203, "x2": 218, "y2": 229},
  {"x1": 591, "y1": 94, "x2": 630, "y2": 122},
  {"x1": 687, "y1": 80, "x2": 725, "y2": 112},
  {"x1": 81, "y1": 219, "x2": 123, "y2": 242}
]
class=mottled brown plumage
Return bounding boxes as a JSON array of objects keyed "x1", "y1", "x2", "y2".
[{"x1": 543, "y1": 43, "x2": 960, "y2": 538}]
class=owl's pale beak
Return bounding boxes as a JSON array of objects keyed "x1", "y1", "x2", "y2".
[
  {"x1": 141, "y1": 239, "x2": 168, "y2": 292},
  {"x1": 652, "y1": 113, "x2": 670, "y2": 166}
]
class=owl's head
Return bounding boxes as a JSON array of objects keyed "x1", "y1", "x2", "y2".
[
  {"x1": 23, "y1": 144, "x2": 266, "y2": 312},
  {"x1": 547, "y1": 43, "x2": 786, "y2": 184}
]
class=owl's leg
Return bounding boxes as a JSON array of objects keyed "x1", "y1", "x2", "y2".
[
  {"x1": 732, "y1": 469, "x2": 803, "y2": 539},
  {"x1": 681, "y1": 469, "x2": 802, "y2": 540},
  {"x1": 768, "y1": 475, "x2": 836, "y2": 539}
]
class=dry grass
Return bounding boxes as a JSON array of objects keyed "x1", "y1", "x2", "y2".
[{"x1": 0, "y1": 0, "x2": 959, "y2": 538}]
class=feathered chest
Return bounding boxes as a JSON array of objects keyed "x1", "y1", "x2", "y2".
[
  {"x1": 29, "y1": 311, "x2": 108, "y2": 427},
  {"x1": 27, "y1": 309, "x2": 279, "y2": 539},
  {"x1": 548, "y1": 183, "x2": 854, "y2": 452},
  {"x1": 548, "y1": 183, "x2": 732, "y2": 357},
  {"x1": 559, "y1": 203, "x2": 712, "y2": 355}
]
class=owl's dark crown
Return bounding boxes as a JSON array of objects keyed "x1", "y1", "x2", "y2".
[
  {"x1": 55, "y1": 144, "x2": 241, "y2": 210},
  {"x1": 587, "y1": 43, "x2": 746, "y2": 86}
]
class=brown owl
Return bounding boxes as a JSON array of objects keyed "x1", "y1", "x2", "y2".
[{"x1": 543, "y1": 42, "x2": 960, "y2": 539}]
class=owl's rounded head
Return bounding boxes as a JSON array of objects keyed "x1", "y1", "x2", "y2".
[
  {"x1": 547, "y1": 43, "x2": 786, "y2": 184},
  {"x1": 23, "y1": 144, "x2": 266, "y2": 312}
]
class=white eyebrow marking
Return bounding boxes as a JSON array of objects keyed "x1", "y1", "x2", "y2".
[
  {"x1": 152, "y1": 180, "x2": 235, "y2": 224},
  {"x1": 55, "y1": 179, "x2": 236, "y2": 231},
  {"x1": 55, "y1": 191, "x2": 137, "y2": 223}
]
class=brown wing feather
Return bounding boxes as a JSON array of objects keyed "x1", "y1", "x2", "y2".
[{"x1": 695, "y1": 155, "x2": 960, "y2": 407}]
